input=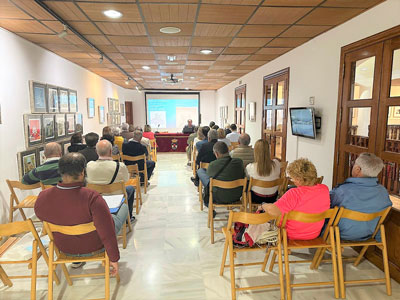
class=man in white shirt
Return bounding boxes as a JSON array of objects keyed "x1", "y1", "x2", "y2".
[
  {"x1": 86, "y1": 140, "x2": 136, "y2": 222},
  {"x1": 226, "y1": 124, "x2": 240, "y2": 143}
]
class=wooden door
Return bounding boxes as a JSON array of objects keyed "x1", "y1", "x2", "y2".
[
  {"x1": 262, "y1": 69, "x2": 289, "y2": 161},
  {"x1": 125, "y1": 101, "x2": 133, "y2": 125},
  {"x1": 234, "y1": 85, "x2": 246, "y2": 133}
]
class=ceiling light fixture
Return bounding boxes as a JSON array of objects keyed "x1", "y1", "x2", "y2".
[
  {"x1": 142, "y1": 66, "x2": 150, "y2": 70},
  {"x1": 125, "y1": 77, "x2": 131, "y2": 85},
  {"x1": 58, "y1": 25, "x2": 68, "y2": 38},
  {"x1": 200, "y1": 49, "x2": 213, "y2": 55},
  {"x1": 99, "y1": 54, "x2": 103, "y2": 64},
  {"x1": 165, "y1": 62, "x2": 178, "y2": 65},
  {"x1": 160, "y1": 27, "x2": 181, "y2": 34},
  {"x1": 185, "y1": 87, "x2": 189, "y2": 90},
  {"x1": 167, "y1": 55, "x2": 176, "y2": 62},
  {"x1": 103, "y1": 10, "x2": 122, "y2": 19},
  {"x1": 190, "y1": 76, "x2": 195, "y2": 79}
]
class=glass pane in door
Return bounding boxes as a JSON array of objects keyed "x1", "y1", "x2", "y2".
[
  {"x1": 385, "y1": 106, "x2": 400, "y2": 153},
  {"x1": 266, "y1": 84, "x2": 273, "y2": 106},
  {"x1": 237, "y1": 96, "x2": 241, "y2": 108},
  {"x1": 351, "y1": 56, "x2": 375, "y2": 100},
  {"x1": 276, "y1": 109, "x2": 283, "y2": 132},
  {"x1": 347, "y1": 107, "x2": 371, "y2": 147},
  {"x1": 390, "y1": 49, "x2": 400, "y2": 97},
  {"x1": 241, "y1": 95, "x2": 245, "y2": 108},
  {"x1": 265, "y1": 110, "x2": 272, "y2": 131},
  {"x1": 277, "y1": 81, "x2": 285, "y2": 105},
  {"x1": 275, "y1": 136, "x2": 282, "y2": 160},
  {"x1": 241, "y1": 110, "x2": 245, "y2": 125}
]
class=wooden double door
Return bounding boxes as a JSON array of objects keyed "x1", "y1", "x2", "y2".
[{"x1": 234, "y1": 85, "x2": 246, "y2": 134}]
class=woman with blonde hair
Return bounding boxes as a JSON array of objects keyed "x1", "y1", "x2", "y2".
[
  {"x1": 143, "y1": 124, "x2": 155, "y2": 140},
  {"x1": 246, "y1": 139, "x2": 280, "y2": 203},
  {"x1": 261, "y1": 158, "x2": 330, "y2": 240},
  {"x1": 217, "y1": 128, "x2": 231, "y2": 147}
]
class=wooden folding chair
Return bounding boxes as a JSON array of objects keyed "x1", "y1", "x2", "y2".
[
  {"x1": 0, "y1": 219, "x2": 60, "y2": 300},
  {"x1": 266, "y1": 208, "x2": 340, "y2": 300},
  {"x1": 220, "y1": 211, "x2": 284, "y2": 300},
  {"x1": 208, "y1": 178, "x2": 247, "y2": 244},
  {"x1": 247, "y1": 177, "x2": 285, "y2": 212},
  {"x1": 126, "y1": 164, "x2": 143, "y2": 215},
  {"x1": 122, "y1": 154, "x2": 148, "y2": 194},
  {"x1": 198, "y1": 162, "x2": 210, "y2": 211},
  {"x1": 86, "y1": 182, "x2": 132, "y2": 249},
  {"x1": 43, "y1": 221, "x2": 120, "y2": 300},
  {"x1": 331, "y1": 207, "x2": 392, "y2": 298},
  {"x1": 192, "y1": 146, "x2": 198, "y2": 176},
  {"x1": 231, "y1": 142, "x2": 239, "y2": 149},
  {"x1": 111, "y1": 153, "x2": 122, "y2": 162},
  {"x1": 6, "y1": 180, "x2": 41, "y2": 223},
  {"x1": 150, "y1": 139, "x2": 157, "y2": 162}
]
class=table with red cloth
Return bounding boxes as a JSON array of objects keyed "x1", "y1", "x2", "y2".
[{"x1": 155, "y1": 132, "x2": 190, "y2": 152}]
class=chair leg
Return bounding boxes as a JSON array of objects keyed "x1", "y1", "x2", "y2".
[
  {"x1": 283, "y1": 230, "x2": 291, "y2": 300},
  {"x1": 55, "y1": 248, "x2": 72, "y2": 286},
  {"x1": 8, "y1": 199, "x2": 14, "y2": 223},
  {"x1": 31, "y1": 240, "x2": 38, "y2": 300},
  {"x1": 261, "y1": 248, "x2": 271, "y2": 272},
  {"x1": 211, "y1": 214, "x2": 215, "y2": 244},
  {"x1": 0, "y1": 265, "x2": 12, "y2": 287},
  {"x1": 277, "y1": 240, "x2": 285, "y2": 300},
  {"x1": 228, "y1": 238, "x2": 236, "y2": 300},
  {"x1": 329, "y1": 227, "x2": 339, "y2": 299},
  {"x1": 314, "y1": 247, "x2": 327, "y2": 270},
  {"x1": 335, "y1": 227, "x2": 345, "y2": 299},
  {"x1": 199, "y1": 182, "x2": 204, "y2": 211},
  {"x1": 380, "y1": 226, "x2": 392, "y2": 296},
  {"x1": 105, "y1": 255, "x2": 110, "y2": 300},
  {"x1": 269, "y1": 251, "x2": 277, "y2": 272},
  {"x1": 48, "y1": 242, "x2": 54, "y2": 300},
  {"x1": 220, "y1": 237, "x2": 229, "y2": 276},
  {"x1": 122, "y1": 220, "x2": 127, "y2": 249},
  {"x1": 353, "y1": 245, "x2": 369, "y2": 267}
]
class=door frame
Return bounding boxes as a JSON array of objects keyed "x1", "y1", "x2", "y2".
[{"x1": 234, "y1": 84, "x2": 246, "y2": 133}]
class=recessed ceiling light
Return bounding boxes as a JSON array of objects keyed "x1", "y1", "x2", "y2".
[
  {"x1": 160, "y1": 27, "x2": 181, "y2": 34},
  {"x1": 165, "y1": 61, "x2": 178, "y2": 65},
  {"x1": 103, "y1": 10, "x2": 122, "y2": 19},
  {"x1": 142, "y1": 66, "x2": 150, "y2": 70},
  {"x1": 200, "y1": 49, "x2": 213, "y2": 55},
  {"x1": 185, "y1": 87, "x2": 189, "y2": 90},
  {"x1": 167, "y1": 55, "x2": 176, "y2": 62},
  {"x1": 190, "y1": 76, "x2": 195, "y2": 79}
]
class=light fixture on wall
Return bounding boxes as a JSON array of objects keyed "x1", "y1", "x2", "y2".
[
  {"x1": 58, "y1": 25, "x2": 68, "y2": 38},
  {"x1": 136, "y1": 86, "x2": 142, "y2": 93},
  {"x1": 103, "y1": 10, "x2": 122, "y2": 19}
]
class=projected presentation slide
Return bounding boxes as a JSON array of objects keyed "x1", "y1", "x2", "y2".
[{"x1": 146, "y1": 94, "x2": 199, "y2": 132}]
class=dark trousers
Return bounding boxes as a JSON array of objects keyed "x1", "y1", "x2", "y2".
[
  {"x1": 250, "y1": 190, "x2": 278, "y2": 204},
  {"x1": 140, "y1": 160, "x2": 156, "y2": 182}
]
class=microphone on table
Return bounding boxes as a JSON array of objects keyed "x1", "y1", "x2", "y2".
[{"x1": 155, "y1": 124, "x2": 160, "y2": 134}]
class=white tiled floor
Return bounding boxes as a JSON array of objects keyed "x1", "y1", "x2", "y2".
[{"x1": 1, "y1": 153, "x2": 399, "y2": 299}]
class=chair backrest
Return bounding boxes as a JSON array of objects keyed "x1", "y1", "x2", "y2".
[
  {"x1": 226, "y1": 210, "x2": 281, "y2": 229},
  {"x1": 200, "y1": 162, "x2": 210, "y2": 169},
  {"x1": 0, "y1": 219, "x2": 36, "y2": 238},
  {"x1": 86, "y1": 181, "x2": 127, "y2": 199},
  {"x1": 248, "y1": 177, "x2": 284, "y2": 189},
  {"x1": 122, "y1": 154, "x2": 146, "y2": 163},
  {"x1": 150, "y1": 139, "x2": 156, "y2": 148},
  {"x1": 280, "y1": 161, "x2": 288, "y2": 178},
  {"x1": 112, "y1": 153, "x2": 121, "y2": 162},
  {"x1": 43, "y1": 222, "x2": 97, "y2": 244},
  {"x1": 210, "y1": 178, "x2": 247, "y2": 190},
  {"x1": 231, "y1": 142, "x2": 239, "y2": 149},
  {"x1": 7, "y1": 180, "x2": 41, "y2": 192},
  {"x1": 40, "y1": 182, "x2": 53, "y2": 190},
  {"x1": 126, "y1": 164, "x2": 140, "y2": 177}
]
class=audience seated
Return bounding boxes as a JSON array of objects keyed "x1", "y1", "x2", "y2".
[
  {"x1": 217, "y1": 128, "x2": 231, "y2": 147},
  {"x1": 113, "y1": 127, "x2": 124, "y2": 153},
  {"x1": 86, "y1": 140, "x2": 135, "y2": 222},
  {"x1": 122, "y1": 130, "x2": 156, "y2": 184},
  {"x1": 100, "y1": 133, "x2": 120, "y2": 155},
  {"x1": 182, "y1": 119, "x2": 196, "y2": 134},
  {"x1": 22, "y1": 142, "x2": 62, "y2": 186},
  {"x1": 330, "y1": 153, "x2": 392, "y2": 241},
  {"x1": 102, "y1": 126, "x2": 112, "y2": 136},
  {"x1": 186, "y1": 126, "x2": 199, "y2": 166},
  {"x1": 79, "y1": 132, "x2": 99, "y2": 163},
  {"x1": 121, "y1": 123, "x2": 134, "y2": 141},
  {"x1": 34, "y1": 153, "x2": 128, "y2": 273},
  {"x1": 231, "y1": 133, "x2": 254, "y2": 168},
  {"x1": 193, "y1": 126, "x2": 204, "y2": 149},
  {"x1": 143, "y1": 125, "x2": 155, "y2": 140},
  {"x1": 67, "y1": 132, "x2": 86, "y2": 153},
  {"x1": 212, "y1": 125, "x2": 219, "y2": 130},
  {"x1": 196, "y1": 129, "x2": 218, "y2": 166},
  {"x1": 262, "y1": 158, "x2": 330, "y2": 240},
  {"x1": 226, "y1": 124, "x2": 240, "y2": 142},
  {"x1": 224, "y1": 124, "x2": 232, "y2": 136},
  {"x1": 209, "y1": 121, "x2": 215, "y2": 128},
  {"x1": 134, "y1": 126, "x2": 151, "y2": 149},
  {"x1": 196, "y1": 126, "x2": 210, "y2": 152},
  {"x1": 246, "y1": 139, "x2": 281, "y2": 204}
]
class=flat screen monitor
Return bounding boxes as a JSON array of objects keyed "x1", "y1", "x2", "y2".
[{"x1": 290, "y1": 107, "x2": 316, "y2": 139}]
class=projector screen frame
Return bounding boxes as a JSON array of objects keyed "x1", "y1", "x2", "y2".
[{"x1": 145, "y1": 92, "x2": 201, "y2": 130}]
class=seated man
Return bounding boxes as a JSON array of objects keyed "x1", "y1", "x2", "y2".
[
  {"x1": 68, "y1": 133, "x2": 86, "y2": 153},
  {"x1": 230, "y1": 133, "x2": 254, "y2": 168},
  {"x1": 330, "y1": 153, "x2": 392, "y2": 241},
  {"x1": 34, "y1": 153, "x2": 128, "y2": 273},
  {"x1": 86, "y1": 140, "x2": 136, "y2": 222},
  {"x1": 79, "y1": 132, "x2": 99, "y2": 163},
  {"x1": 132, "y1": 126, "x2": 151, "y2": 150},
  {"x1": 196, "y1": 129, "x2": 218, "y2": 166},
  {"x1": 195, "y1": 126, "x2": 210, "y2": 152},
  {"x1": 186, "y1": 126, "x2": 199, "y2": 166},
  {"x1": 182, "y1": 119, "x2": 195, "y2": 134},
  {"x1": 123, "y1": 130, "x2": 156, "y2": 183},
  {"x1": 121, "y1": 123, "x2": 134, "y2": 141},
  {"x1": 197, "y1": 142, "x2": 245, "y2": 214},
  {"x1": 22, "y1": 142, "x2": 62, "y2": 185},
  {"x1": 226, "y1": 124, "x2": 240, "y2": 143}
]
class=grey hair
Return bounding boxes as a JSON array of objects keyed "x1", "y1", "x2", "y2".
[
  {"x1": 113, "y1": 127, "x2": 121, "y2": 136},
  {"x1": 133, "y1": 130, "x2": 143, "y2": 141},
  {"x1": 239, "y1": 133, "x2": 251, "y2": 146},
  {"x1": 208, "y1": 129, "x2": 218, "y2": 141},
  {"x1": 213, "y1": 141, "x2": 229, "y2": 156},
  {"x1": 354, "y1": 153, "x2": 384, "y2": 177},
  {"x1": 121, "y1": 123, "x2": 129, "y2": 131}
]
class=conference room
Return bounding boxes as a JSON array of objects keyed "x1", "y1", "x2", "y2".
[{"x1": 1, "y1": 0, "x2": 400, "y2": 299}]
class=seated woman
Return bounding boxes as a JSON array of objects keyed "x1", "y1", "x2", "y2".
[
  {"x1": 246, "y1": 139, "x2": 280, "y2": 204},
  {"x1": 113, "y1": 127, "x2": 124, "y2": 152},
  {"x1": 262, "y1": 158, "x2": 330, "y2": 240},
  {"x1": 143, "y1": 124, "x2": 155, "y2": 140},
  {"x1": 68, "y1": 132, "x2": 86, "y2": 153},
  {"x1": 217, "y1": 128, "x2": 231, "y2": 147}
]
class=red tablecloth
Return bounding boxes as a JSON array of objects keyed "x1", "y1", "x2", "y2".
[{"x1": 155, "y1": 133, "x2": 190, "y2": 152}]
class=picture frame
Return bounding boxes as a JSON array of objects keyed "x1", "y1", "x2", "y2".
[
  {"x1": 29, "y1": 81, "x2": 47, "y2": 113},
  {"x1": 55, "y1": 114, "x2": 66, "y2": 138},
  {"x1": 59, "y1": 88, "x2": 69, "y2": 113},
  {"x1": 47, "y1": 85, "x2": 59, "y2": 113},
  {"x1": 248, "y1": 102, "x2": 256, "y2": 122},
  {"x1": 24, "y1": 114, "x2": 43, "y2": 147},
  {"x1": 18, "y1": 149, "x2": 37, "y2": 179},
  {"x1": 69, "y1": 90, "x2": 78, "y2": 113},
  {"x1": 76, "y1": 113, "x2": 83, "y2": 132},
  {"x1": 43, "y1": 114, "x2": 56, "y2": 141},
  {"x1": 114, "y1": 99, "x2": 119, "y2": 112},
  {"x1": 36, "y1": 146, "x2": 46, "y2": 166},
  {"x1": 120, "y1": 103, "x2": 125, "y2": 116},
  {"x1": 393, "y1": 106, "x2": 400, "y2": 119},
  {"x1": 87, "y1": 98, "x2": 95, "y2": 118},
  {"x1": 66, "y1": 113, "x2": 75, "y2": 135},
  {"x1": 99, "y1": 106, "x2": 105, "y2": 124},
  {"x1": 108, "y1": 98, "x2": 114, "y2": 112}
]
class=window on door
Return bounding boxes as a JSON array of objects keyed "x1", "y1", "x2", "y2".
[{"x1": 234, "y1": 85, "x2": 246, "y2": 134}]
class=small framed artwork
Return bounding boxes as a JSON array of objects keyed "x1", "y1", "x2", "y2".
[
  {"x1": 87, "y1": 98, "x2": 95, "y2": 118},
  {"x1": 36, "y1": 146, "x2": 46, "y2": 166},
  {"x1": 18, "y1": 149, "x2": 37, "y2": 179},
  {"x1": 24, "y1": 114, "x2": 43, "y2": 147},
  {"x1": 64, "y1": 142, "x2": 71, "y2": 154},
  {"x1": 108, "y1": 98, "x2": 114, "y2": 112},
  {"x1": 69, "y1": 90, "x2": 78, "y2": 113},
  {"x1": 114, "y1": 99, "x2": 119, "y2": 112},
  {"x1": 59, "y1": 88, "x2": 69, "y2": 113},
  {"x1": 29, "y1": 81, "x2": 47, "y2": 113},
  {"x1": 66, "y1": 114, "x2": 75, "y2": 135},
  {"x1": 47, "y1": 85, "x2": 59, "y2": 113},
  {"x1": 43, "y1": 114, "x2": 56, "y2": 141},
  {"x1": 76, "y1": 113, "x2": 83, "y2": 132},
  {"x1": 248, "y1": 102, "x2": 256, "y2": 122},
  {"x1": 99, "y1": 106, "x2": 105, "y2": 124},
  {"x1": 120, "y1": 103, "x2": 125, "y2": 116},
  {"x1": 55, "y1": 114, "x2": 66, "y2": 138}
]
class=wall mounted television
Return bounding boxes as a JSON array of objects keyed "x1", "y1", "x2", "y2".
[{"x1": 289, "y1": 107, "x2": 317, "y2": 139}]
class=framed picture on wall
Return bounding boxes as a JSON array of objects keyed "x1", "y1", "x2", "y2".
[
  {"x1": 24, "y1": 114, "x2": 43, "y2": 147},
  {"x1": 43, "y1": 114, "x2": 56, "y2": 141},
  {"x1": 47, "y1": 85, "x2": 59, "y2": 113},
  {"x1": 36, "y1": 146, "x2": 46, "y2": 166},
  {"x1": 120, "y1": 103, "x2": 125, "y2": 116},
  {"x1": 114, "y1": 99, "x2": 119, "y2": 112},
  {"x1": 69, "y1": 90, "x2": 78, "y2": 113},
  {"x1": 99, "y1": 106, "x2": 105, "y2": 124},
  {"x1": 55, "y1": 114, "x2": 66, "y2": 138},
  {"x1": 76, "y1": 113, "x2": 83, "y2": 132},
  {"x1": 18, "y1": 149, "x2": 37, "y2": 179},
  {"x1": 29, "y1": 81, "x2": 47, "y2": 113},
  {"x1": 66, "y1": 114, "x2": 75, "y2": 135},
  {"x1": 108, "y1": 98, "x2": 114, "y2": 112},
  {"x1": 87, "y1": 98, "x2": 95, "y2": 118},
  {"x1": 59, "y1": 88, "x2": 69, "y2": 113}
]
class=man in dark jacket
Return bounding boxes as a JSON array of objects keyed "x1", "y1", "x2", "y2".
[{"x1": 78, "y1": 132, "x2": 99, "y2": 163}]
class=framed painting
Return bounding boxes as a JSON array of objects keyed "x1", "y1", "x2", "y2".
[
  {"x1": 120, "y1": 103, "x2": 125, "y2": 116},
  {"x1": 108, "y1": 98, "x2": 114, "y2": 112},
  {"x1": 24, "y1": 114, "x2": 43, "y2": 147},
  {"x1": 393, "y1": 106, "x2": 400, "y2": 119},
  {"x1": 99, "y1": 106, "x2": 105, "y2": 124},
  {"x1": 43, "y1": 114, "x2": 56, "y2": 141},
  {"x1": 47, "y1": 85, "x2": 59, "y2": 113},
  {"x1": 76, "y1": 113, "x2": 83, "y2": 132},
  {"x1": 87, "y1": 98, "x2": 95, "y2": 118},
  {"x1": 29, "y1": 81, "x2": 47, "y2": 113},
  {"x1": 18, "y1": 149, "x2": 37, "y2": 179},
  {"x1": 55, "y1": 114, "x2": 66, "y2": 138},
  {"x1": 66, "y1": 113, "x2": 75, "y2": 135},
  {"x1": 114, "y1": 99, "x2": 119, "y2": 112},
  {"x1": 36, "y1": 146, "x2": 46, "y2": 166},
  {"x1": 59, "y1": 88, "x2": 69, "y2": 113},
  {"x1": 69, "y1": 90, "x2": 78, "y2": 113}
]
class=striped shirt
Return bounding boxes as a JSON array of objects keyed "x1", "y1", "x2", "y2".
[{"x1": 22, "y1": 158, "x2": 61, "y2": 186}]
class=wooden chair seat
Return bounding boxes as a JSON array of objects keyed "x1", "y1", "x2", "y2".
[
  {"x1": 6, "y1": 180, "x2": 41, "y2": 222},
  {"x1": 287, "y1": 237, "x2": 330, "y2": 248},
  {"x1": 15, "y1": 196, "x2": 37, "y2": 208}
]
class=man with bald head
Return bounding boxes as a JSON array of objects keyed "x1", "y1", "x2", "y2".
[
  {"x1": 230, "y1": 133, "x2": 254, "y2": 168},
  {"x1": 86, "y1": 140, "x2": 136, "y2": 222},
  {"x1": 22, "y1": 142, "x2": 62, "y2": 185}
]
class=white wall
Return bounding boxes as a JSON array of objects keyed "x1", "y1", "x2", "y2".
[{"x1": 215, "y1": 0, "x2": 400, "y2": 188}]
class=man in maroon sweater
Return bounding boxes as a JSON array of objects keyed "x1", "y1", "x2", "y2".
[{"x1": 35, "y1": 153, "x2": 128, "y2": 275}]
